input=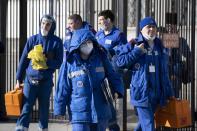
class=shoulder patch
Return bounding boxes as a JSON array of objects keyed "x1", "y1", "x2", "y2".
[{"x1": 95, "y1": 67, "x2": 104, "y2": 72}]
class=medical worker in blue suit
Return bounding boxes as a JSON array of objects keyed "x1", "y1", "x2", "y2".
[
  {"x1": 60, "y1": 13, "x2": 96, "y2": 80},
  {"x1": 96, "y1": 10, "x2": 127, "y2": 60},
  {"x1": 96, "y1": 10, "x2": 127, "y2": 131},
  {"x1": 60, "y1": 14, "x2": 96, "y2": 85},
  {"x1": 57, "y1": 15, "x2": 97, "y2": 120},
  {"x1": 54, "y1": 29, "x2": 124, "y2": 131},
  {"x1": 15, "y1": 14, "x2": 63, "y2": 131},
  {"x1": 115, "y1": 17, "x2": 174, "y2": 131},
  {"x1": 59, "y1": 14, "x2": 96, "y2": 90}
]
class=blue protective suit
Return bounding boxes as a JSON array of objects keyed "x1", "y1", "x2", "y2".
[
  {"x1": 96, "y1": 26, "x2": 127, "y2": 57},
  {"x1": 54, "y1": 29, "x2": 124, "y2": 131},
  {"x1": 115, "y1": 33, "x2": 174, "y2": 131},
  {"x1": 15, "y1": 15, "x2": 63, "y2": 131}
]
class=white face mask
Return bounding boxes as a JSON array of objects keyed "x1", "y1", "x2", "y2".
[
  {"x1": 41, "y1": 29, "x2": 49, "y2": 36},
  {"x1": 79, "y1": 41, "x2": 94, "y2": 56},
  {"x1": 99, "y1": 24, "x2": 106, "y2": 31},
  {"x1": 142, "y1": 32, "x2": 156, "y2": 41}
]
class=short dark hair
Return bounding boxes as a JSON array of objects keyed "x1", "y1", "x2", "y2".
[
  {"x1": 98, "y1": 10, "x2": 115, "y2": 23},
  {"x1": 68, "y1": 14, "x2": 82, "y2": 23}
]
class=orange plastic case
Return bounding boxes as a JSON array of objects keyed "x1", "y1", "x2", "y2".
[
  {"x1": 155, "y1": 99, "x2": 192, "y2": 128},
  {"x1": 4, "y1": 89, "x2": 23, "y2": 116}
]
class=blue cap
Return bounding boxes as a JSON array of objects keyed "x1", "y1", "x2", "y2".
[{"x1": 139, "y1": 17, "x2": 157, "y2": 30}]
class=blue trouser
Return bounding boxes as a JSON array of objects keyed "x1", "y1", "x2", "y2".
[
  {"x1": 134, "y1": 97, "x2": 159, "y2": 131},
  {"x1": 134, "y1": 106, "x2": 155, "y2": 131},
  {"x1": 16, "y1": 77, "x2": 53, "y2": 130},
  {"x1": 72, "y1": 120, "x2": 108, "y2": 131}
]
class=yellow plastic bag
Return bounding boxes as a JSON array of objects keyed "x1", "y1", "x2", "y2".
[{"x1": 27, "y1": 44, "x2": 48, "y2": 70}]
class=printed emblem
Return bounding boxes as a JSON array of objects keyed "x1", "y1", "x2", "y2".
[
  {"x1": 135, "y1": 63, "x2": 140, "y2": 69},
  {"x1": 77, "y1": 81, "x2": 84, "y2": 87},
  {"x1": 95, "y1": 67, "x2": 104, "y2": 72},
  {"x1": 147, "y1": 50, "x2": 152, "y2": 55}
]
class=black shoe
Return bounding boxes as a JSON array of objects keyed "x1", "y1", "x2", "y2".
[{"x1": 109, "y1": 123, "x2": 120, "y2": 131}]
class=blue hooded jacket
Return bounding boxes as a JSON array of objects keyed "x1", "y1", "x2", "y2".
[
  {"x1": 115, "y1": 33, "x2": 174, "y2": 107},
  {"x1": 54, "y1": 29, "x2": 124, "y2": 123},
  {"x1": 16, "y1": 15, "x2": 63, "y2": 82},
  {"x1": 96, "y1": 26, "x2": 127, "y2": 57},
  {"x1": 63, "y1": 21, "x2": 96, "y2": 52}
]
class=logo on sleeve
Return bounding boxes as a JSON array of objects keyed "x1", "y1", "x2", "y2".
[
  {"x1": 77, "y1": 81, "x2": 84, "y2": 87},
  {"x1": 134, "y1": 63, "x2": 140, "y2": 69}
]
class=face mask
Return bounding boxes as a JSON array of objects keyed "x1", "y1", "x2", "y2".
[
  {"x1": 41, "y1": 29, "x2": 49, "y2": 36},
  {"x1": 79, "y1": 41, "x2": 94, "y2": 56},
  {"x1": 142, "y1": 32, "x2": 156, "y2": 41},
  {"x1": 99, "y1": 24, "x2": 106, "y2": 30}
]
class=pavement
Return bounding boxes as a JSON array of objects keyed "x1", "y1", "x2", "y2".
[
  {"x1": 0, "y1": 117, "x2": 137, "y2": 131},
  {"x1": 0, "y1": 107, "x2": 138, "y2": 131},
  {"x1": 0, "y1": 122, "x2": 72, "y2": 131}
]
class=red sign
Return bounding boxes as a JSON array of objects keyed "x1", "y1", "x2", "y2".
[{"x1": 162, "y1": 33, "x2": 179, "y2": 48}]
